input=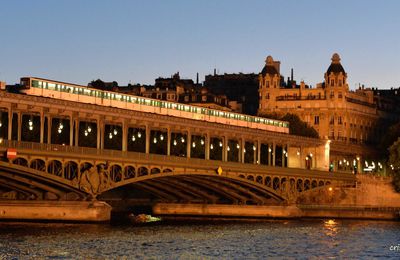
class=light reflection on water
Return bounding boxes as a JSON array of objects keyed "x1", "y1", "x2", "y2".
[{"x1": 0, "y1": 219, "x2": 399, "y2": 259}]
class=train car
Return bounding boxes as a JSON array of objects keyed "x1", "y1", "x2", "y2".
[{"x1": 18, "y1": 77, "x2": 289, "y2": 134}]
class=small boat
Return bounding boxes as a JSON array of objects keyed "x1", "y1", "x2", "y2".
[{"x1": 129, "y1": 213, "x2": 161, "y2": 224}]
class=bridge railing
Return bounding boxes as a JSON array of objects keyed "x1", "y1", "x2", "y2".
[
  {"x1": 0, "y1": 139, "x2": 211, "y2": 164},
  {"x1": 0, "y1": 139, "x2": 356, "y2": 182}
]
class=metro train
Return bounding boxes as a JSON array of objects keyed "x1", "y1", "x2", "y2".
[{"x1": 18, "y1": 77, "x2": 289, "y2": 134}]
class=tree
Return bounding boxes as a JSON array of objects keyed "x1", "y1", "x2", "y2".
[
  {"x1": 389, "y1": 138, "x2": 400, "y2": 192},
  {"x1": 259, "y1": 113, "x2": 319, "y2": 138},
  {"x1": 281, "y1": 113, "x2": 319, "y2": 138},
  {"x1": 378, "y1": 121, "x2": 400, "y2": 156}
]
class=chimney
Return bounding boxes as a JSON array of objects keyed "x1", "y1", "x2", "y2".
[
  {"x1": 291, "y1": 68, "x2": 294, "y2": 82},
  {"x1": 196, "y1": 73, "x2": 199, "y2": 85},
  {"x1": 214, "y1": 68, "x2": 216, "y2": 76}
]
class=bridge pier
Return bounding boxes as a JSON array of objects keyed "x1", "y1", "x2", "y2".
[
  {"x1": 0, "y1": 200, "x2": 111, "y2": 222},
  {"x1": 152, "y1": 203, "x2": 302, "y2": 218}
]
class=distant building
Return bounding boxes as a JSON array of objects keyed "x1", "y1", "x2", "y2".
[
  {"x1": 204, "y1": 72, "x2": 259, "y2": 115},
  {"x1": 179, "y1": 86, "x2": 231, "y2": 111},
  {"x1": 258, "y1": 53, "x2": 400, "y2": 173},
  {"x1": 87, "y1": 72, "x2": 234, "y2": 111},
  {"x1": 141, "y1": 72, "x2": 196, "y2": 102}
]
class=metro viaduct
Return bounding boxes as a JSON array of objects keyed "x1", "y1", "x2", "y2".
[{"x1": 0, "y1": 91, "x2": 356, "y2": 220}]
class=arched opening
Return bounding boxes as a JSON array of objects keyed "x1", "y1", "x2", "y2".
[
  {"x1": 80, "y1": 162, "x2": 93, "y2": 174},
  {"x1": 247, "y1": 175, "x2": 254, "y2": 181},
  {"x1": 150, "y1": 168, "x2": 161, "y2": 175},
  {"x1": 281, "y1": 178, "x2": 287, "y2": 192},
  {"x1": 13, "y1": 158, "x2": 28, "y2": 167},
  {"x1": 110, "y1": 165, "x2": 122, "y2": 182},
  {"x1": 304, "y1": 179, "x2": 311, "y2": 191},
  {"x1": 30, "y1": 159, "x2": 46, "y2": 172},
  {"x1": 265, "y1": 176, "x2": 272, "y2": 187},
  {"x1": 124, "y1": 166, "x2": 135, "y2": 179},
  {"x1": 318, "y1": 180, "x2": 325, "y2": 187},
  {"x1": 163, "y1": 168, "x2": 173, "y2": 173},
  {"x1": 289, "y1": 178, "x2": 296, "y2": 193},
  {"x1": 138, "y1": 167, "x2": 148, "y2": 177},
  {"x1": 273, "y1": 177, "x2": 280, "y2": 190},
  {"x1": 256, "y1": 176, "x2": 263, "y2": 184},
  {"x1": 311, "y1": 180, "x2": 318, "y2": 189},
  {"x1": 64, "y1": 161, "x2": 78, "y2": 180},
  {"x1": 47, "y1": 160, "x2": 62, "y2": 177},
  {"x1": 238, "y1": 174, "x2": 245, "y2": 179},
  {"x1": 296, "y1": 179, "x2": 303, "y2": 192}
]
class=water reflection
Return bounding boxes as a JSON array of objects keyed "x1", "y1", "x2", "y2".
[
  {"x1": 0, "y1": 220, "x2": 399, "y2": 259},
  {"x1": 324, "y1": 219, "x2": 338, "y2": 237}
]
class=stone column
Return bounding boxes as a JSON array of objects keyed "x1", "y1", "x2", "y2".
[
  {"x1": 282, "y1": 145, "x2": 285, "y2": 167},
  {"x1": 40, "y1": 111, "x2": 45, "y2": 143},
  {"x1": 167, "y1": 127, "x2": 171, "y2": 156},
  {"x1": 187, "y1": 130, "x2": 191, "y2": 158},
  {"x1": 267, "y1": 144, "x2": 271, "y2": 166},
  {"x1": 100, "y1": 121, "x2": 105, "y2": 150},
  {"x1": 223, "y1": 136, "x2": 228, "y2": 162},
  {"x1": 145, "y1": 124, "x2": 150, "y2": 154},
  {"x1": 285, "y1": 144, "x2": 289, "y2": 167},
  {"x1": 300, "y1": 146, "x2": 304, "y2": 168},
  {"x1": 240, "y1": 138, "x2": 245, "y2": 163},
  {"x1": 272, "y1": 142, "x2": 276, "y2": 166},
  {"x1": 205, "y1": 133, "x2": 210, "y2": 160},
  {"x1": 122, "y1": 120, "x2": 127, "y2": 152},
  {"x1": 96, "y1": 118, "x2": 101, "y2": 149},
  {"x1": 74, "y1": 118, "x2": 79, "y2": 147},
  {"x1": 7, "y1": 109, "x2": 12, "y2": 140},
  {"x1": 47, "y1": 116, "x2": 52, "y2": 144},
  {"x1": 255, "y1": 141, "x2": 259, "y2": 164},
  {"x1": 17, "y1": 112, "x2": 21, "y2": 142},
  {"x1": 69, "y1": 117, "x2": 74, "y2": 146}
]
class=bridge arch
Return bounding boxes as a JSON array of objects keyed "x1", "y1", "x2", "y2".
[{"x1": 100, "y1": 172, "x2": 287, "y2": 205}]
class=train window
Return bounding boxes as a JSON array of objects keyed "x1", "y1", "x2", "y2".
[{"x1": 32, "y1": 80, "x2": 39, "y2": 88}]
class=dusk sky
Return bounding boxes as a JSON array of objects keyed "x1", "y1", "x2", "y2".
[{"x1": 1, "y1": 0, "x2": 400, "y2": 89}]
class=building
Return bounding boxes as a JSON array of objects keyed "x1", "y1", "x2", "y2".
[
  {"x1": 178, "y1": 86, "x2": 232, "y2": 111},
  {"x1": 204, "y1": 72, "x2": 259, "y2": 115},
  {"x1": 258, "y1": 53, "x2": 399, "y2": 173}
]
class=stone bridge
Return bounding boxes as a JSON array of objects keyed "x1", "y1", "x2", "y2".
[{"x1": 0, "y1": 140, "x2": 356, "y2": 207}]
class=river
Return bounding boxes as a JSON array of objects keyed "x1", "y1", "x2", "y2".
[{"x1": 0, "y1": 219, "x2": 399, "y2": 259}]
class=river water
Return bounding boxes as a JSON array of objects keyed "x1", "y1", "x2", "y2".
[{"x1": 0, "y1": 219, "x2": 399, "y2": 259}]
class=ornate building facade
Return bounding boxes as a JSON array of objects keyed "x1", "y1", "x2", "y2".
[{"x1": 258, "y1": 53, "x2": 399, "y2": 173}]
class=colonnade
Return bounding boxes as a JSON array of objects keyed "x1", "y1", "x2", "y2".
[{"x1": 0, "y1": 110, "x2": 296, "y2": 167}]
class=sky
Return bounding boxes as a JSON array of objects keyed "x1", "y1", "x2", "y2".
[{"x1": 1, "y1": 0, "x2": 400, "y2": 89}]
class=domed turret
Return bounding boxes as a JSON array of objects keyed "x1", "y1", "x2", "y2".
[
  {"x1": 326, "y1": 53, "x2": 346, "y2": 75},
  {"x1": 261, "y1": 55, "x2": 280, "y2": 76},
  {"x1": 324, "y1": 53, "x2": 348, "y2": 90}
]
